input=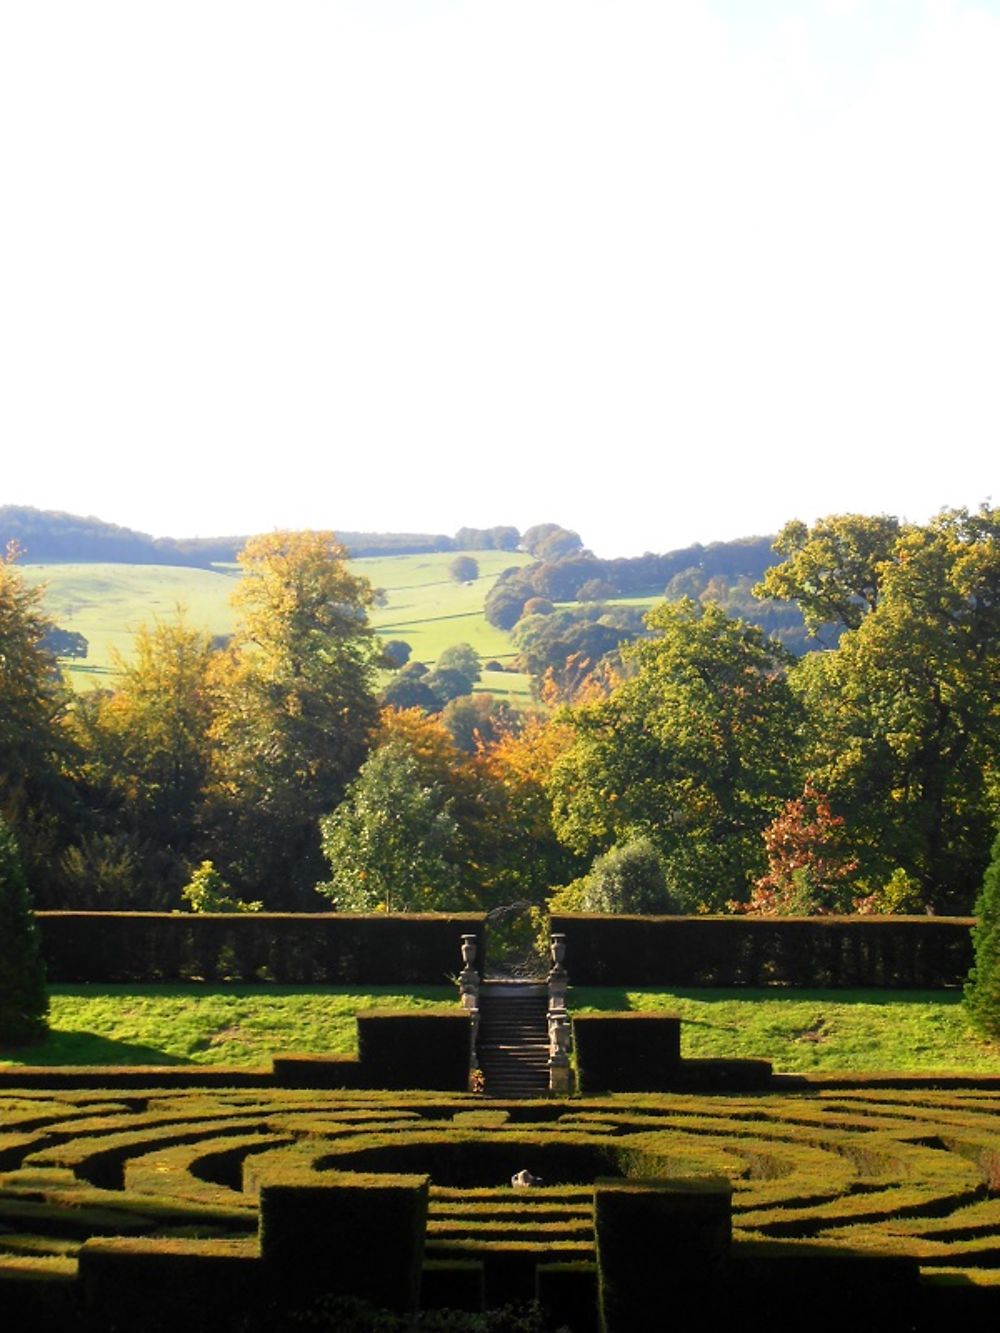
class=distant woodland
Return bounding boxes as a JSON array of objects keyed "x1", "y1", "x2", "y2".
[{"x1": 0, "y1": 506, "x2": 514, "y2": 564}]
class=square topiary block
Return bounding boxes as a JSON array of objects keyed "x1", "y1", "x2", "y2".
[
  {"x1": 258, "y1": 1167, "x2": 429, "y2": 1314},
  {"x1": 595, "y1": 1176, "x2": 732, "y2": 1333}
]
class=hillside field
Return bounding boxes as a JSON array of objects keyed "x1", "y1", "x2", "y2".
[{"x1": 22, "y1": 550, "x2": 537, "y2": 700}]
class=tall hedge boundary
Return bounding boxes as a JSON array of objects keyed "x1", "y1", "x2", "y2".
[
  {"x1": 34, "y1": 912, "x2": 486, "y2": 984},
  {"x1": 551, "y1": 914, "x2": 975, "y2": 988}
]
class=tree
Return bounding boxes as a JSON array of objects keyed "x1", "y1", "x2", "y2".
[
  {"x1": 536, "y1": 528, "x2": 584, "y2": 562},
  {"x1": 964, "y1": 829, "x2": 1000, "y2": 1038},
  {"x1": 789, "y1": 506, "x2": 1000, "y2": 911},
  {"x1": 754, "y1": 513, "x2": 902, "y2": 636},
  {"x1": 436, "y1": 643, "x2": 481, "y2": 691},
  {"x1": 203, "y1": 532, "x2": 381, "y2": 905},
  {"x1": 478, "y1": 715, "x2": 584, "y2": 906},
  {"x1": 381, "y1": 639, "x2": 412, "y2": 669},
  {"x1": 448, "y1": 555, "x2": 479, "y2": 583},
  {"x1": 513, "y1": 604, "x2": 644, "y2": 699},
  {"x1": 181, "y1": 861, "x2": 262, "y2": 913},
  {"x1": 70, "y1": 614, "x2": 217, "y2": 896},
  {"x1": 484, "y1": 579, "x2": 533, "y2": 631},
  {"x1": 379, "y1": 671, "x2": 441, "y2": 713},
  {"x1": 440, "y1": 693, "x2": 519, "y2": 754},
  {"x1": 738, "y1": 784, "x2": 859, "y2": 915},
  {"x1": 521, "y1": 523, "x2": 565, "y2": 556},
  {"x1": 0, "y1": 543, "x2": 76, "y2": 901},
  {"x1": 40, "y1": 627, "x2": 88, "y2": 659},
  {"x1": 425, "y1": 666, "x2": 474, "y2": 707},
  {"x1": 548, "y1": 600, "x2": 804, "y2": 910},
  {"x1": 553, "y1": 837, "x2": 675, "y2": 914},
  {"x1": 0, "y1": 814, "x2": 48, "y2": 1045},
  {"x1": 317, "y1": 736, "x2": 469, "y2": 912}
]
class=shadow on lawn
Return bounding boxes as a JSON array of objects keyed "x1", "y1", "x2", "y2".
[{"x1": 0, "y1": 1031, "x2": 189, "y2": 1067}]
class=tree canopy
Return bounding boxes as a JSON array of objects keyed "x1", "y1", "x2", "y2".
[
  {"x1": 203, "y1": 531, "x2": 381, "y2": 905},
  {"x1": 548, "y1": 600, "x2": 804, "y2": 910}
]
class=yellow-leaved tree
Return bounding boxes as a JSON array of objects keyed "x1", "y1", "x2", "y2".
[{"x1": 203, "y1": 531, "x2": 381, "y2": 907}]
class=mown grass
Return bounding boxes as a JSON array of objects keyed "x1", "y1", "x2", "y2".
[
  {"x1": 571, "y1": 987, "x2": 1000, "y2": 1074},
  {"x1": 0, "y1": 985, "x2": 455, "y2": 1068},
  {"x1": 23, "y1": 550, "x2": 536, "y2": 698},
  {"x1": 2, "y1": 985, "x2": 997, "y2": 1074}
]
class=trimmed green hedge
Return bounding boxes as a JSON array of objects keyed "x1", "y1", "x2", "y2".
[
  {"x1": 258, "y1": 1167, "x2": 428, "y2": 1313},
  {"x1": 356, "y1": 1010, "x2": 471, "y2": 1091},
  {"x1": 552, "y1": 913, "x2": 975, "y2": 988},
  {"x1": 35, "y1": 912, "x2": 486, "y2": 984},
  {"x1": 572, "y1": 1014, "x2": 681, "y2": 1092}
]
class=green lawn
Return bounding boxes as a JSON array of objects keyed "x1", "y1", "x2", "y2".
[
  {"x1": 571, "y1": 986, "x2": 1000, "y2": 1074},
  {"x1": 2, "y1": 984, "x2": 996, "y2": 1074},
  {"x1": 0, "y1": 985, "x2": 456, "y2": 1067}
]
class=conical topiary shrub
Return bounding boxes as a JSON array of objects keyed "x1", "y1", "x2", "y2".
[
  {"x1": 964, "y1": 829, "x2": 1000, "y2": 1040},
  {"x1": 0, "y1": 814, "x2": 49, "y2": 1045}
]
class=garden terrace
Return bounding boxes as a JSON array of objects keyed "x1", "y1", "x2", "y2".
[{"x1": 0, "y1": 1084, "x2": 997, "y2": 1329}]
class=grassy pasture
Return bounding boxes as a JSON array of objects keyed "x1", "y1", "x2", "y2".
[
  {"x1": 23, "y1": 550, "x2": 536, "y2": 698},
  {"x1": 2, "y1": 985, "x2": 997, "y2": 1075},
  {"x1": 20, "y1": 562, "x2": 238, "y2": 685}
]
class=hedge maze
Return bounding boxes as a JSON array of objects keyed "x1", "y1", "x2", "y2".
[{"x1": 1, "y1": 1082, "x2": 998, "y2": 1330}]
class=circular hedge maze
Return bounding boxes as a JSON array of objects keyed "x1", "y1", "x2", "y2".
[{"x1": 1, "y1": 1085, "x2": 998, "y2": 1329}]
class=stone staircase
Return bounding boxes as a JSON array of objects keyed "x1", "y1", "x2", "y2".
[{"x1": 475, "y1": 982, "x2": 550, "y2": 1099}]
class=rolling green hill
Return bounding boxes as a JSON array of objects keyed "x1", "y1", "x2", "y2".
[{"x1": 22, "y1": 551, "x2": 536, "y2": 700}]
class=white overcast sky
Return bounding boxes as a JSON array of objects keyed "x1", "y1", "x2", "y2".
[{"x1": 2, "y1": 0, "x2": 997, "y2": 557}]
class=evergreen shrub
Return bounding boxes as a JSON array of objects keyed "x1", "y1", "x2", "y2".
[
  {"x1": 965, "y1": 830, "x2": 1000, "y2": 1038},
  {"x1": 0, "y1": 815, "x2": 48, "y2": 1045}
]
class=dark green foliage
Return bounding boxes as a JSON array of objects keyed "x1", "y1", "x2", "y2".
[
  {"x1": 258, "y1": 1169, "x2": 428, "y2": 1314},
  {"x1": 381, "y1": 671, "x2": 442, "y2": 712},
  {"x1": 78, "y1": 1237, "x2": 262, "y2": 1333},
  {"x1": 579, "y1": 839, "x2": 674, "y2": 914},
  {"x1": 453, "y1": 526, "x2": 520, "y2": 552},
  {"x1": 39, "y1": 627, "x2": 88, "y2": 659},
  {"x1": 35, "y1": 911, "x2": 485, "y2": 983},
  {"x1": 535, "y1": 1262, "x2": 598, "y2": 1333},
  {"x1": 356, "y1": 1011, "x2": 473, "y2": 1090},
  {"x1": 0, "y1": 505, "x2": 466, "y2": 564},
  {"x1": 440, "y1": 695, "x2": 520, "y2": 754},
  {"x1": 426, "y1": 666, "x2": 476, "y2": 706},
  {"x1": 271, "y1": 1053, "x2": 364, "y2": 1089},
  {"x1": 484, "y1": 579, "x2": 534, "y2": 631},
  {"x1": 551, "y1": 913, "x2": 975, "y2": 988},
  {"x1": 449, "y1": 556, "x2": 480, "y2": 583},
  {"x1": 512, "y1": 604, "x2": 644, "y2": 696},
  {"x1": 965, "y1": 830, "x2": 1000, "y2": 1038},
  {"x1": 595, "y1": 1177, "x2": 732, "y2": 1333},
  {"x1": 572, "y1": 1015, "x2": 681, "y2": 1092},
  {"x1": 382, "y1": 639, "x2": 413, "y2": 668},
  {"x1": 0, "y1": 817, "x2": 48, "y2": 1045}
]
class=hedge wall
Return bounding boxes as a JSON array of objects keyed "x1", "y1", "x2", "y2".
[
  {"x1": 572, "y1": 1013, "x2": 681, "y2": 1092},
  {"x1": 35, "y1": 912, "x2": 486, "y2": 984},
  {"x1": 551, "y1": 914, "x2": 975, "y2": 988}
]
